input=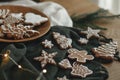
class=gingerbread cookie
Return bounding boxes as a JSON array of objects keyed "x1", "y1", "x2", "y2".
[
  {"x1": 71, "y1": 62, "x2": 93, "y2": 78},
  {"x1": 53, "y1": 32, "x2": 72, "y2": 49},
  {"x1": 92, "y1": 41, "x2": 118, "y2": 60},
  {"x1": 81, "y1": 27, "x2": 100, "y2": 39},
  {"x1": 59, "y1": 59, "x2": 72, "y2": 69},
  {"x1": 24, "y1": 13, "x2": 48, "y2": 26},
  {"x1": 57, "y1": 76, "x2": 69, "y2": 80},
  {"x1": 10, "y1": 13, "x2": 24, "y2": 21},
  {"x1": 4, "y1": 15, "x2": 23, "y2": 24},
  {"x1": 67, "y1": 48, "x2": 94, "y2": 63},
  {"x1": 0, "y1": 9, "x2": 10, "y2": 19},
  {"x1": 42, "y1": 39, "x2": 54, "y2": 49},
  {"x1": 34, "y1": 50, "x2": 57, "y2": 68},
  {"x1": 78, "y1": 38, "x2": 88, "y2": 44},
  {"x1": 1, "y1": 24, "x2": 39, "y2": 39}
]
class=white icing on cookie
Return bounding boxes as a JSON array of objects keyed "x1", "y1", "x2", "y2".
[
  {"x1": 24, "y1": 13, "x2": 48, "y2": 26},
  {"x1": 42, "y1": 39, "x2": 54, "y2": 48},
  {"x1": 1, "y1": 24, "x2": 39, "y2": 39},
  {"x1": 78, "y1": 38, "x2": 88, "y2": 44},
  {"x1": 0, "y1": 19, "x2": 4, "y2": 24},
  {"x1": 10, "y1": 13, "x2": 24, "y2": 21},
  {"x1": 0, "y1": 9, "x2": 10, "y2": 18},
  {"x1": 4, "y1": 15, "x2": 23, "y2": 24}
]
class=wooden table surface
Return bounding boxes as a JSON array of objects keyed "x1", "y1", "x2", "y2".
[{"x1": 43, "y1": 0, "x2": 120, "y2": 80}]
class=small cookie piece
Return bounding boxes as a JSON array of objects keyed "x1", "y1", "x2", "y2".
[
  {"x1": 59, "y1": 59, "x2": 72, "y2": 69},
  {"x1": 0, "y1": 9, "x2": 10, "y2": 18},
  {"x1": 53, "y1": 32, "x2": 72, "y2": 49},
  {"x1": 81, "y1": 27, "x2": 100, "y2": 39},
  {"x1": 57, "y1": 76, "x2": 69, "y2": 80},
  {"x1": 67, "y1": 48, "x2": 94, "y2": 63},
  {"x1": 24, "y1": 13, "x2": 48, "y2": 26},
  {"x1": 78, "y1": 38, "x2": 88, "y2": 44},
  {"x1": 42, "y1": 39, "x2": 54, "y2": 49},
  {"x1": 34, "y1": 50, "x2": 57, "y2": 68},
  {"x1": 92, "y1": 41, "x2": 118, "y2": 60},
  {"x1": 71, "y1": 62, "x2": 93, "y2": 78}
]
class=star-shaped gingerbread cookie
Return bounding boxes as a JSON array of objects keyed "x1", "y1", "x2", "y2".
[
  {"x1": 34, "y1": 50, "x2": 57, "y2": 68},
  {"x1": 81, "y1": 27, "x2": 100, "y2": 39},
  {"x1": 67, "y1": 48, "x2": 94, "y2": 63}
]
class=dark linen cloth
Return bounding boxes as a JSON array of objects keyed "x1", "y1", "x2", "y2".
[{"x1": 0, "y1": 26, "x2": 108, "y2": 80}]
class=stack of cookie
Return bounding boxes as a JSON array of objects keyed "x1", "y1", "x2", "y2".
[{"x1": 0, "y1": 9, "x2": 48, "y2": 39}]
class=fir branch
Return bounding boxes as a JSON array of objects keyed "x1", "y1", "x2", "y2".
[{"x1": 72, "y1": 8, "x2": 120, "y2": 30}]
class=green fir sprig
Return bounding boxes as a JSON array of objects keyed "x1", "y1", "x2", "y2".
[{"x1": 72, "y1": 8, "x2": 120, "y2": 30}]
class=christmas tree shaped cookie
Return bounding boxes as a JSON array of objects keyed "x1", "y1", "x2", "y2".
[
  {"x1": 71, "y1": 62, "x2": 93, "y2": 78},
  {"x1": 59, "y1": 59, "x2": 72, "y2": 69},
  {"x1": 92, "y1": 41, "x2": 118, "y2": 60},
  {"x1": 53, "y1": 32, "x2": 72, "y2": 49}
]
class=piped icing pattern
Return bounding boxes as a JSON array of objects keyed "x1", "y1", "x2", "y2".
[{"x1": 0, "y1": 9, "x2": 48, "y2": 40}]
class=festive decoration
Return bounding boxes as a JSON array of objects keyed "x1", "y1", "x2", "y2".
[
  {"x1": 1, "y1": 24, "x2": 39, "y2": 39},
  {"x1": 67, "y1": 48, "x2": 94, "y2": 63},
  {"x1": 34, "y1": 50, "x2": 57, "y2": 68},
  {"x1": 59, "y1": 59, "x2": 72, "y2": 69},
  {"x1": 81, "y1": 27, "x2": 100, "y2": 39},
  {"x1": 0, "y1": 49, "x2": 47, "y2": 80},
  {"x1": 42, "y1": 39, "x2": 54, "y2": 49},
  {"x1": 72, "y1": 8, "x2": 120, "y2": 30},
  {"x1": 92, "y1": 41, "x2": 118, "y2": 60},
  {"x1": 78, "y1": 38, "x2": 88, "y2": 44},
  {"x1": 25, "y1": 12, "x2": 48, "y2": 26},
  {"x1": 0, "y1": 26, "x2": 111, "y2": 80},
  {"x1": 71, "y1": 62, "x2": 93, "y2": 78},
  {"x1": 57, "y1": 76, "x2": 69, "y2": 80},
  {"x1": 4, "y1": 15, "x2": 23, "y2": 24},
  {"x1": 53, "y1": 32, "x2": 72, "y2": 49}
]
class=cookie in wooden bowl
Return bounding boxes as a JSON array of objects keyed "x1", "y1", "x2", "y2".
[{"x1": 0, "y1": 5, "x2": 50, "y2": 42}]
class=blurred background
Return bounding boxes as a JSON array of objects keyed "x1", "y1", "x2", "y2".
[
  {"x1": 0, "y1": 0, "x2": 120, "y2": 14},
  {"x1": 91, "y1": 0, "x2": 120, "y2": 14}
]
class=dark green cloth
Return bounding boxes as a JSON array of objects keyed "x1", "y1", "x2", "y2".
[{"x1": 0, "y1": 26, "x2": 109, "y2": 80}]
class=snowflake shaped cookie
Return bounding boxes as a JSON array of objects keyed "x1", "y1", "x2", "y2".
[
  {"x1": 42, "y1": 39, "x2": 54, "y2": 49},
  {"x1": 34, "y1": 50, "x2": 57, "y2": 68}
]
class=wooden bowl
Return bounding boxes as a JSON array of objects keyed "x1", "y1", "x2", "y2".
[{"x1": 0, "y1": 5, "x2": 50, "y2": 42}]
